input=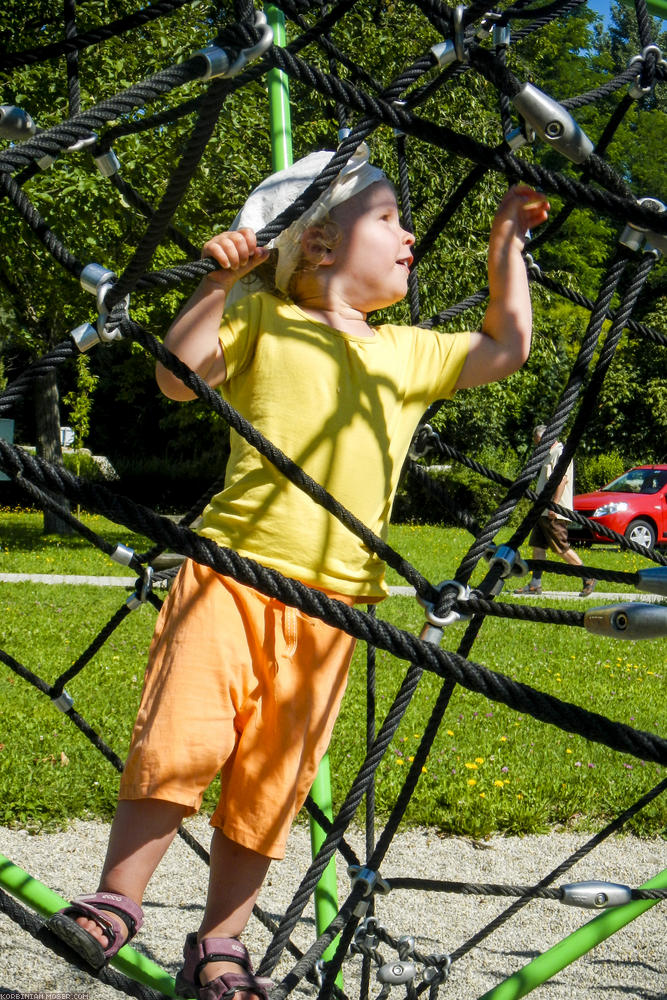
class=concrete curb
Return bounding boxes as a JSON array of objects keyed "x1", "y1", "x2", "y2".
[{"x1": 0, "y1": 575, "x2": 662, "y2": 602}]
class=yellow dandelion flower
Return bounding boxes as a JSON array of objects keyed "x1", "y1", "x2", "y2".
[
  {"x1": 475, "y1": 757, "x2": 485, "y2": 764},
  {"x1": 467, "y1": 778, "x2": 477, "y2": 786},
  {"x1": 493, "y1": 780, "x2": 504, "y2": 788},
  {"x1": 464, "y1": 762, "x2": 478, "y2": 770},
  {"x1": 447, "y1": 730, "x2": 454, "y2": 736}
]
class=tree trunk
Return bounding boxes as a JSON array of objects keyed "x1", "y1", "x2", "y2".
[{"x1": 35, "y1": 368, "x2": 74, "y2": 535}]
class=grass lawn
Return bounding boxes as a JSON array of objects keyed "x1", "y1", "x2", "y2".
[{"x1": 0, "y1": 511, "x2": 665, "y2": 837}]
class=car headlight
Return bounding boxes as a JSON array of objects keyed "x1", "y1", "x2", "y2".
[{"x1": 593, "y1": 501, "x2": 629, "y2": 517}]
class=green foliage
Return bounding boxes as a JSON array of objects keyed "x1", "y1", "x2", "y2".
[
  {"x1": 0, "y1": 2, "x2": 665, "y2": 487},
  {"x1": 575, "y1": 450, "x2": 631, "y2": 495},
  {"x1": 582, "y1": 335, "x2": 667, "y2": 463},
  {"x1": 111, "y1": 451, "x2": 229, "y2": 512},
  {"x1": 62, "y1": 354, "x2": 99, "y2": 460},
  {"x1": 396, "y1": 445, "x2": 523, "y2": 527}
]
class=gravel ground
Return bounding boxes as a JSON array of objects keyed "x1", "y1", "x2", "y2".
[{"x1": 0, "y1": 819, "x2": 665, "y2": 1000}]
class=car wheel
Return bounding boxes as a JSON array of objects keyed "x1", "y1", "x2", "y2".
[{"x1": 624, "y1": 518, "x2": 656, "y2": 549}]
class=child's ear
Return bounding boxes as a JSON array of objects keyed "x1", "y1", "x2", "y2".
[{"x1": 301, "y1": 226, "x2": 336, "y2": 267}]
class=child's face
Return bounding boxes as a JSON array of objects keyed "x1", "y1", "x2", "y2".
[{"x1": 327, "y1": 181, "x2": 415, "y2": 312}]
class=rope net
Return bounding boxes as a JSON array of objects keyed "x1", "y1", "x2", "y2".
[{"x1": 0, "y1": 1, "x2": 665, "y2": 998}]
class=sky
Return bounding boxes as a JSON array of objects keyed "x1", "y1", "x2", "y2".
[{"x1": 587, "y1": 0, "x2": 613, "y2": 21}]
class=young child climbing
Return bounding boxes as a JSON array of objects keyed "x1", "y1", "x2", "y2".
[{"x1": 48, "y1": 146, "x2": 549, "y2": 1000}]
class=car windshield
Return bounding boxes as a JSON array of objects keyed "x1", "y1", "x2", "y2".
[{"x1": 603, "y1": 469, "x2": 667, "y2": 495}]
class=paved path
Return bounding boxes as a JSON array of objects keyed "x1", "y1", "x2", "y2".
[{"x1": 0, "y1": 574, "x2": 661, "y2": 602}]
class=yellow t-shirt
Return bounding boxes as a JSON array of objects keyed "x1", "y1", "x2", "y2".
[{"x1": 198, "y1": 291, "x2": 469, "y2": 598}]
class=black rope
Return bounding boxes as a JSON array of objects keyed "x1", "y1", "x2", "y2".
[
  {"x1": 448, "y1": 774, "x2": 667, "y2": 962},
  {"x1": 2, "y1": 3, "x2": 666, "y2": 998},
  {"x1": 387, "y1": 878, "x2": 667, "y2": 900},
  {"x1": 3, "y1": 440, "x2": 666, "y2": 772},
  {"x1": 0, "y1": 0, "x2": 200, "y2": 70}
]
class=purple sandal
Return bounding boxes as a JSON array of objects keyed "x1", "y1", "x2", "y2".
[
  {"x1": 47, "y1": 891, "x2": 143, "y2": 971},
  {"x1": 175, "y1": 933, "x2": 273, "y2": 1000}
]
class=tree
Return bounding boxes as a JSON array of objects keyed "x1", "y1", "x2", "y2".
[
  {"x1": 0, "y1": 0, "x2": 270, "y2": 526},
  {"x1": 1, "y1": 0, "x2": 664, "y2": 528}
]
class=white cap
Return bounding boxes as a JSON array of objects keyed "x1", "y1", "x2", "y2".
[{"x1": 227, "y1": 143, "x2": 385, "y2": 303}]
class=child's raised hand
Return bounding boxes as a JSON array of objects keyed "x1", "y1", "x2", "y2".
[
  {"x1": 490, "y1": 185, "x2": 550, "y2": 250},
  {"x1": 202, "y1": 228, "x2": 270, "y2": 287}
]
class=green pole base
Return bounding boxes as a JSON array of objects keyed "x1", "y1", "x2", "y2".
[{"x1": 309, "y1": 752, "x2": 344, "y2": 989}]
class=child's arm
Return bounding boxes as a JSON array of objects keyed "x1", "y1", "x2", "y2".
[
  {"x1": 156, "y1": 229, "x2": 269, "y2": 400},
  {"x1": 455, "y1": 186, "x2": 550, "y2": 390}
]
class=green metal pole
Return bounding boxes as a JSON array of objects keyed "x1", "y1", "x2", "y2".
[
  {"x1": 263, "y1": 4, "x2": 342, "y2": 983},
  {"x1": 308, "y1": 752, "x2": 343, "y2": 938},
  {"x1": 477, "y1": 868, "x2": 667, "y2": 1000},
  {"x1": 265, "y1": 5, "x2": 292, "y2": 171},
  {"x1": 0, "y1": 853, "x2": 178, "y2": 997},
  {"x1": 646, "y1": 0, "x2": 667, "y2": 14},
  {"x1": 623, "y1": 0, "x2": 667, "y2": 17}
]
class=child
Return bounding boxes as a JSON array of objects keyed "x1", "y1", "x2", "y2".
[{"x1": 48, "y1": 146, "x2": 549, "y2": 1000}]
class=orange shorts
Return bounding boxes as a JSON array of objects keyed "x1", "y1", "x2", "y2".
[{"x1": 119, "y1": 559, "x2": 357, "y2": 859}]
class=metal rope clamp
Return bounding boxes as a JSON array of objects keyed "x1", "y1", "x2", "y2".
[
  {"x1": 511, "y1": 83, "x2": 594, "y2": 164},
  {"x1": 111, "y1": 543, "x2": 135, "y2": 567},
  {"x1": 431, "y1": 4, "x2": 468, "y2": 69},
  {"x1": 408, "y1": 423, "x2": 439, "y2": 462},
  {"x1": 561, "y1": 880, "x2": 632, "y2": 909},
  {"x1": 70, "y1": 263, "x2": 130, "y2": 352},
  {"x1": 619, "y1": 197, "x2": 667, "y2": 256},
  {"x1": 348, "y1": 866, "x2": 391, "y2": 917},
  {"x1": 523, "y1": 251, "x2": 542, "y2": 280},
  {"x1": 505, "y1": 120, "x2": 535, "y2": 152},
  {"x1": 483, "y1": 543, "x2": 528, "y2": 580},
  {"x1": 51, "y1": 689, "x2": 74, "y2": 713},
  {"x1": 376, "y1": 960, "x2": 417, "y2": 988},
  {"x1": 419, "y1": 580, "x2": 471, "y2": 637},
  {"x1": 352, "y1": 915, "x2": 382, "y2": 957},
  {"x1": 627, "y1": 44, "x2": 666, "y2": 99},
  {"x1": 126, "y1": 566, "x2": 155, "y2": 611},
  {"x1": 492, "y1": 22, "x2": 511, "y2": 49},
  {"x1": 422, "y1": 953, "x2": 451, "y2": 987},
  {"x1": 194, "y1": 10, "x2": 274, "y2": 80},
  {"x1": 584, "y1": 602, "x2": 667, "y2": 640},
  {"x1": 636, "y1": 567, "x2": 667, "y2": 598},
  {"x1": 476, "y1": 10, "x2": 503, "y2": 40},
  {"x1": 37, "y1": 131, "x2": 97, "y2": 171},
  {"x1": 0, "y1": 104, "x2": 36, "y2": 140},
  {"x1": 92, "y1": 139, "x2": 121, "y2": 177}
]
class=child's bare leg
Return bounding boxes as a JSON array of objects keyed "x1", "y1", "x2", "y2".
[
  {"x1": 77, "y1": 798, "x2": 187, "y2": 947},
  {"x1": 197, "y1": 829, "x2": 271, "y2": 987}
]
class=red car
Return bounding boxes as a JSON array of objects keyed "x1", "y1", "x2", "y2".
[{"x1": 570, "y1": 465, "x2": 667, "y2": 549}]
